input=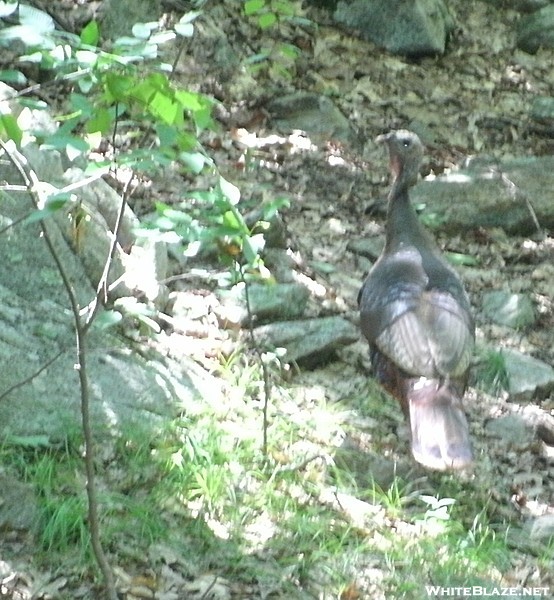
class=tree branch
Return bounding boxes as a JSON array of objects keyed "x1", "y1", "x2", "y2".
[{"x1": 0, "y1": 139, "x2": 118, "y2": 600}]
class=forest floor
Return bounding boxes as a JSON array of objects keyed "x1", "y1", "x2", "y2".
[{"x1": 1, "y1": 0, "x2": 554, "y2": 599}]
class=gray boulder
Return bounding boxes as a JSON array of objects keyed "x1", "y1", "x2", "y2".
[
  {"x1": 334, "y1": 0, "x2": 453, "y2": 56},
  {"x1": 215, "y1": 282, "x2": 310, "y2": 328},
  {"x1": 482, "y1": 291, "x2": 536, "y2": 329},
  {"x1": 410, "y1": 156, "x2": 554, "y2": 234},
  {"x1": 0, "y1": 115, "x2": 221, "y2": 442},
  {"x1": 502, "y1": 349, "x2": 554, "y2": 401},
  {"x1": 517, "y1": 5, "x2": 554, "y2": 53},
  {"x1": 254, "y1": 316, "x2": 358, "y2": 367},
  {"x1": 267, "y1": 92, "x2": 358, "y2": 146}
]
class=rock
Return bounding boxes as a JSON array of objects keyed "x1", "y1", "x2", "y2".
[
  {"x1": 530, "y1": 95, "x2": 554, "y2": 124},
  {"x1": 536, "y1": 417, "x2": 554, "y2": 445},
  {"x1": 121, "y1": 238, "x2": 168, "y2": 305},
  {"x1": 482, "y1": 291, "x2": 536, "y2": 329},
  {"x1": 101, "y1": 0, "x2": 161, "y2": 40},
  {"x1": 410, "y1": 156, "x2": 554, "y2": 235},
  {"x1": 267, "y1": 92, "x2": 357, "y2": 146},
  {"x1": 335, "y1": 435, "x2": 411, "y2": 489},
  {"x1": 517, "y1": 5, "x2": 554, "y2": 53},
  {"x1": 262, "y1": 248, "x2": 300, "y2": 283},
  {"x1": 530, "y1": 514, "x2": 554, "y2": 542},
  {"x1": 215, "y1": 282, "x2": 310, "y2": 328},
  {"x1": 517, "y1": 406, "x2": 554, "y2": 445},
  {"x1": 244, "y1": 208, "x2": 288, "y2": 249},
  {"x1": 485, "y1": 414, "x2": 535, "y2": 448},
  {"x1": 0, "y1": 147, "x2": 224, "y2": 441},
  {"x1": 16, "y1": 111, "x2": 160, "y2": 301},
  {"x1": 347, "y1": 236, "x2": 384, "y2": 261},
  {"x1": 254, "y1": 316, "x2": 359, "y2": 366},
  {"x1": 506, "y1": 526, "x2": 548, "y2": 556},
  {"x1": 334, "y1": 0, "x2": 453, "y2": 57},
  {"x1": 501, "y1": 349, "x2": 554, "y2": 401},
  {"x1": 0, "y1": 474, "x2": 38, "y2": 531}
]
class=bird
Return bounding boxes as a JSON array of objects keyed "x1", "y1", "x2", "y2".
[{"x1": 358, "y1": 130, "x2": 475, "y2": 471}]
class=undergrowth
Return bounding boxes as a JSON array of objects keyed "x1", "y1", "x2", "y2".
[{"x1": 0, "y1": 381, "x2": 517, "y2": 597}]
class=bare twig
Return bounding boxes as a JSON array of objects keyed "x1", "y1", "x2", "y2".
[
  {"x1": 273, "y1": 454, "x2": 326, "y2": 475},
  {"x1": 238, "y1": 263, "x2": 272, "y2": 456},
  {"x1": 198, "y1": 575, "x2": 220, "y2": 600},
  {"x1": 83, "y1": 173, "x2": 134, "y2": 332},
  {"x1": 0, "y1": 140, "x2": 119, "y2": 600},
  {"x1": 0, "y1": 348, "x2": 66, "y2": 403}
]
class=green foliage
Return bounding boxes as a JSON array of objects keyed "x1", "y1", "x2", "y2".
[
  {"x1": 0, "y1": 3, "x2": 290, "y2": 315},
  {"x1": 243, "y1": 0, "x2": 308, "y2": 80},
  {"x1": 418, "y1": 494, "x2": 457, "y2": 522},
  {"x1": 143, "y1": 178, "x2": 289, "y2": 283},
  {"x1": 474, "y1": 347, "x2": 509, "y2": 394},
  {"x1": 154, "y1": 417, "x2": 240, "y2": 516},
  {"x1": 244, "y1": 0, "x2": 298, "y2": 28}
]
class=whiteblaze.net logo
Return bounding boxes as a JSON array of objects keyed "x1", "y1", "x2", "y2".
[{"x1": 425, "y1": 586, "x2": 550, "y2": 597}]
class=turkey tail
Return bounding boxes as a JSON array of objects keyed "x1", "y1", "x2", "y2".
[{"x1": 407, "y1": 378, "x2": 472, "y2": 471}]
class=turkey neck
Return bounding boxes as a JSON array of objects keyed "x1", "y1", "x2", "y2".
[{"x1": 384, "y1": 171, "x2": 434, "y2": 254}]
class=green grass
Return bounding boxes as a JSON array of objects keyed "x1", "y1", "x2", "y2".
[
  {"x1": 0, "y1": 363, "x2": 544, "y2": 598},
  {"x1": 474, "y1": 346, "x2": 509, "y2": 394}
]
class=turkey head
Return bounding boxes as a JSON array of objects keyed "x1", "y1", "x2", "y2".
[{"x1": 358, "y1": 130, "x2": 475, "y2": 471}]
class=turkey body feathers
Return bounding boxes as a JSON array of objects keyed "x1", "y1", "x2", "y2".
[
  {"x1": 359, "y1": 247, "x2": 473, "y2": 379},
  {"x1": 359, "y1": 130, "x2": 474, "y2": 471}
]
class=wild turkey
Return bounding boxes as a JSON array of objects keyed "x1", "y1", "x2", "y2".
[{"x1": 358, "y1": 130, "x2": 474, "y2": 470}]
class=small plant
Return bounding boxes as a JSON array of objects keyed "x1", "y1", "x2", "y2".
[
  {"x1": 418, "y1": 494, "x2": 456, "y2": 522},
  {"x1": 366, "y1": 476, "x2": 416, "y2": 517},
  {"x1": 243, "y1": 0, "x2": 309, "y2": 80},
  {"x1": 474, "y1": 347, "x2": 509, "y2": 394}
]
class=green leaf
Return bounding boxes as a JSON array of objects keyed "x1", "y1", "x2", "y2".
[
  {"x1": 0, "y1": 113, "x2": 22, "y2": 146},
  {"x1": 132, "y1": 21, "x2": 159, "y2": 39},
  {"x1": 262, "y1": 196, "x2": 290, "y2": 220},
  {"x1": 66, "y1": 139, "x2": 88, "y2": 162},
  {"x1": 279, "y1": 43, "x2": 300, "y2": 59},
  {"x1": 175, "y1": 89, "x2": 204, "y2": 112},
  {"x1": 149, "y1": 90, "x2": 180, "y2": 125},
  {"x1": 245, "y1": 0, "x2": 265, "y2": 15},
  {"x1": 80, "y1": 20, "x2": 100, "y2": 45},
  {"x1": 75, "y1": 49, "x2": 99, "y2": 66},
  {"x1": 24, "y1": 193, "x2": 73, "y2": 224},
  {"x1": 445, "y1": 252, "x2": 479, "y2": 267},
  {"x1": 5, "y1": 434, "x2": 52, "y2": 448},
  {"x1": 180, "y1": 151, "x2": 207, "y2": 174},
  {"x1": 0, "y1": 69, "x2": 27, "y2": 85},
  {"x1": 95, "y1": 309, "x2": 123, "y2": 330},
  {"x1": 258, "y1": 12, "x2": 277, "y2": 28},
  {"x1": 19, "y1": 4, "x2": 55, "y2": 32},
  {"x1": 273, "y1": 0, "x2": 296, "y2": 17},
  {"x1": 104, "y1": 72, "x2": 133, "y2": 102},
  {"x1": 222, "y1": 210, "x2": 241, "y2": 230},
  {"x1": 42, "y1": 134, "x2": 89, "y2": 154},
  {"x1": 83, "y1": 107, "x2": 109, "y2": 134},
  {"x1": 178, "y1": 10, "x2": 201, "y2": 24},
  {"x1": 70, "y1": 92, "x2": 93, "y2": 115},
  {"x1": 219, "y1": 177, "x2": 241, "y2": 205},
  {"x1": 174, "y1": 22, "x2": 194, "y2": 37},
  {"x1": 242, "y1": 233, "x2": 265, "y2": 264},
  {"x1": 148, "y1": 30, "x2": 175, "y2": 45},
  {"x1": 18, "y1": 97, "x2": 47, "y2": 110}
]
